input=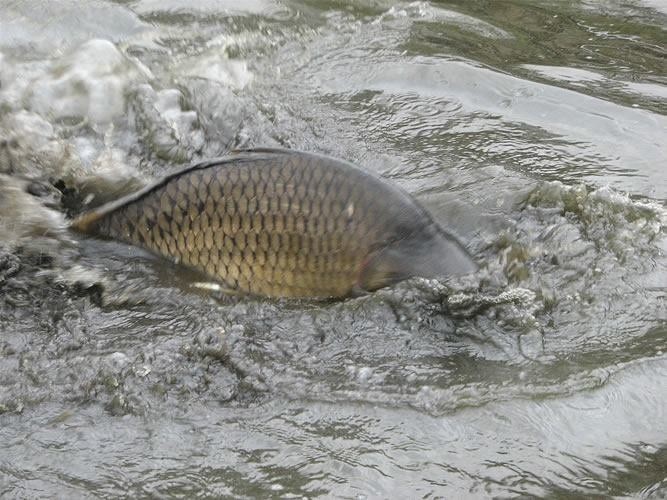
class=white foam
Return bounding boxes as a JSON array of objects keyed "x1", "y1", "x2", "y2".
[
  {"x1": 177, "y1": 49, "x2": 254, "y2": 89},
  {"x1": 27, "y1": 39, "x2": 151, "y2": 125},
  {"x1": 0, "y1": 110, "x2": 82, "y2": 179},
  {"x1": 0, "y1": 175, "x2": 67, "y2": 247}
]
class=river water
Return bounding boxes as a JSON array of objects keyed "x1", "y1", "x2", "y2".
[{"x1": 1, "y1": 0, "x2": 666, "y2": 497}]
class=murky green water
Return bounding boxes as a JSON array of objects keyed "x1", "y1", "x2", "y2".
[{"x1": 1, "y1": 0, "x2": 666, "y2": 497}]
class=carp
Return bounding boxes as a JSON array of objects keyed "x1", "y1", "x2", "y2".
[{"x1": 71, "y1": 149, "x2": 477, "y2": 297}]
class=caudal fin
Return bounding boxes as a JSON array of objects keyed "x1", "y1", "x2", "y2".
[{"x1": 70, "y1": 209, "x2": 106, "y2": 234}]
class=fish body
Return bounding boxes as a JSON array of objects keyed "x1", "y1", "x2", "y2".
[{"x1": 71, "y1": 149, "x2": 476, "y2": 297}]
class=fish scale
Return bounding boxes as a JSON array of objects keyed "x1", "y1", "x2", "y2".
[{"x1": 71, "y1": 148, "x2": 477, "y2": 297}]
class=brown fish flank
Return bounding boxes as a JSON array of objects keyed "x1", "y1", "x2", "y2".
[{"x1": 71, "y1": 149, "x2": 477, "y2": 297}]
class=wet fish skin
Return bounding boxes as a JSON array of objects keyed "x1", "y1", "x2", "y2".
[{"x1": 71, "y1": 149, "x2": 477, "y2": 298}]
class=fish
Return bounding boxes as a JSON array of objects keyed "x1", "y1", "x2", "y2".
[{"x1": 71, "y1": 148, "x2": 477, "y2": 298}]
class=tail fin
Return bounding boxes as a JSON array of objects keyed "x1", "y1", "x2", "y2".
[
  {"x1": 70, "y1": 208, "x2": 106, "y2": 234},
  {"x1": 69, "y1": 182, "x2": 149, "y2": 235}
]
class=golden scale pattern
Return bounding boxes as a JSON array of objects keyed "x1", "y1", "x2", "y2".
[{"x1": 96, "y1": 153, "x2": 394, "y2": 297}]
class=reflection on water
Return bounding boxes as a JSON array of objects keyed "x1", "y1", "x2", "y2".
[{"x1": 0, "y1": 0, "x2": 666, "y2": 497}]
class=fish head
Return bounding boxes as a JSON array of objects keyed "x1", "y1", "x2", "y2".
[{"x1": 358, "y1": 225, "x2": 477, "y2": 291}]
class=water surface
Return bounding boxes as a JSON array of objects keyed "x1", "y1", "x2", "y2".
[{"x1": 1, "y1": 0, "x2": 666, "y2": 497}]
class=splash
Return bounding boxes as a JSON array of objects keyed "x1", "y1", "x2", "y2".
[{"x1": 25, "y1": 39, "x2": 152, "y2": 125}]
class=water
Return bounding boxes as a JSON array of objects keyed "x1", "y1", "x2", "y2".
[{"x1": 1, "y1": 0, "x2": 666, "y2": 497}]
